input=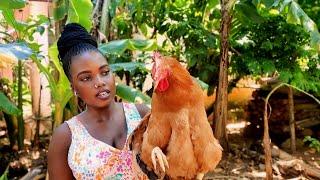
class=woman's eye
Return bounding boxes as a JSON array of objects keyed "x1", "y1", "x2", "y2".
[
  {"x1": 102, "y1": 71, "x2": 110, "y2": 76},
  {"x1": 81, "y1": 76, "x2": 91, "y2": 81}
]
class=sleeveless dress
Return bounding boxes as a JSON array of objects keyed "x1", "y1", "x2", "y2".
[{"x1": 66, "y1": 103, "x2": 148, "y2": 180}]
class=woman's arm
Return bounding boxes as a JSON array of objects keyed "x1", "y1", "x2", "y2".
[
  {"x1": 47, "y1": 123, "x2": 74, "y2": 180},
  {"x1": 135, "y1": 104, "x2": 150, "y2": 118}
]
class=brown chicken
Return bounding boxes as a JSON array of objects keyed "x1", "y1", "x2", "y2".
[{"x1": 128, "y1": 53, "x2": 222, "y2": 179}]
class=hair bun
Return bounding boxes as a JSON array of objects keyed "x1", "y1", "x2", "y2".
[{"x1": 57, "y1": 23, "x2": 97, "y2": 59}]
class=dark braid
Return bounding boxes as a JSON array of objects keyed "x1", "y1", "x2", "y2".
[{"x1": 57, "y1": 23, "x2": 100, "y2": 79}]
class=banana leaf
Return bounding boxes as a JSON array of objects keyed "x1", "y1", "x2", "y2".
[
  {"x1": 0, "y1": 0, "x2": 26, "y2": 10},
  {"x1": 0, "y1": 92, "x2": 21, "y2": 116},
  {"x1": 99, "y1": 39, "x2": 157, "y2": 55},
  {"x1": 53, "y1": 0, "x2": 93, "y2": 31},
  {"x1": 116, "y1": 83, "x2": 151, "y2": 104},
  {"x1": 0, "y1": 43, "x2": 32, "y2": 60}
]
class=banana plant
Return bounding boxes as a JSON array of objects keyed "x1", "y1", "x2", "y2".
[
  {"x1": 47, "y1": 44, "x2": 74, "y2": 128},
  {"x1": 0, "y1": 42, "x2": 32, "y2": 149},
  {"x1": 1, "y1": 0, "x2": 51, "y2": 148},
  {"x1": 53, "y1": 0, "x2": 93, "y2": 31}
]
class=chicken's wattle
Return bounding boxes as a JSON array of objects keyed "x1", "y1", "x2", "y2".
[{"x1": 156, "y1": 78, "x2": 169, "y2": 92}]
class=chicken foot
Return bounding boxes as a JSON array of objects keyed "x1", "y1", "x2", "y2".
[
  {"x1": 151, "y1": 146, "x2": 169, "y2": 173},
  {"x1": 196, "y1": 173, "x2": 204, "y2": 180}
]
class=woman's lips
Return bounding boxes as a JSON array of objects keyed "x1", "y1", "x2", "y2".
[{"x1": 96, "y1": 89, "x2": 111, "y2": 100}]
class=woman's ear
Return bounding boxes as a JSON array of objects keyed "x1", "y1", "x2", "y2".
[{"x1": 71, "y1": 85, "x2": 78, "y2": 96}]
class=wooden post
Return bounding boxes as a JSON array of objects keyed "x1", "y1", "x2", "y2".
[
  {"x1": 288, "y1": 87, "x2": 296, "y2": 153},
  {"x1": 17, "y1": 60, "x2": 24, "y2": 150},
  {"x1": 263, "y1": 100, "x2": 273, "y2": 180},
  {"x1": 214, "y1": 0, "x2": 233, "y2": 149}
]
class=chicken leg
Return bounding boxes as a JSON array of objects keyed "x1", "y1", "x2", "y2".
[{"x1": 151, "y1": 146, "x2": 169, "y2": 172}]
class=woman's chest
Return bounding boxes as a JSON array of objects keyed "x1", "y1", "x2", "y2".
[{"x1": 68, "y1": 138, "x2": 134, "y2": 178}]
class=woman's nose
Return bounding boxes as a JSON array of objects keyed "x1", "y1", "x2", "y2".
[{"x1": 94, "y1": 75, "x2": 106, "y2": 88}]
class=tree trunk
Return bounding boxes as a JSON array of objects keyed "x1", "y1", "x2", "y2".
[
  {"x1": 29, "y1": 62, "x2": 41, "y2": 148},
  {"x1": 288, "y1": 87, "x2": 296, "y2": 153},
  {"x1": 3, "y1": 112, "x2": 18, "y2": 149},
  {"x1": 214, "y1": 0, "x2": 232, "y2": 149},
  {"x1": 17, "y1": 60, "x2": 24, "y2": 150},
  {"x1": 100, "y1": 0, "x2": 111, "y2": 39},
  {"x1": 264, "y1": 99, "x2": 273, "y2": 180}
]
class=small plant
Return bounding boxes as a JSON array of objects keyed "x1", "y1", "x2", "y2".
[
  {"x1": 303, "y1": 136, "x2": 320, "y2": 153},
  {"x1": 0, "y1": 166, "x2": 9, "y2": 180}
]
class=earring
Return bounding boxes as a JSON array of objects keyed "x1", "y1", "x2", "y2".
[
  {"x1": 74, "y1": 91, "x2": 78, "y2": 96},
  {"x1": 94, "y1": 84, "x2": 98, "y2": 88}
]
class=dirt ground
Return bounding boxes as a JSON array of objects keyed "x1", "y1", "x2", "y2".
[{"x1": 1, "y1": 128, "x2": 319, "y2": 180}]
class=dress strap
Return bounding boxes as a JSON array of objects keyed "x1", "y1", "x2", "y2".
[
  {"x1": 123, "y1": 102, "x2": 141, "y2": 135},
  {"x1": 65, "y1": 117, "x2": 87, "y2": 142}
]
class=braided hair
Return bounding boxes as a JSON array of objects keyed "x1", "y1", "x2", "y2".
[{"x1": 57, "y1": 23, "x2": 100, "y2": 79}]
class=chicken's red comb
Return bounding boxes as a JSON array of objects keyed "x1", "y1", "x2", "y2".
[{"x1": 152, "y1": 51, "x2": 162, "y2": 61}]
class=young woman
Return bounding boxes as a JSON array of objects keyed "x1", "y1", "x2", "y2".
[{"x1": 47, "y1": 23, "x2": 149, "y2": 179}]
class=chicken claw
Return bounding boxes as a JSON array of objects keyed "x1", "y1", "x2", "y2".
[
  {"x1": 196, "y1": 173, "x2": 205, "y2": 180},
  {"x1": 151, "y1": 146, "x2": 169, "y2": 172}
]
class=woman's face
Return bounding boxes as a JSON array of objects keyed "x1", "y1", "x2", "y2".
[{"x1": 70, "y1": 51, "x2": 116, "y2": 108}]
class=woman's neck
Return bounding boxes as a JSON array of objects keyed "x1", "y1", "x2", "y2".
[{"x1": 84, "y1": 101, "x2": 118, "y2": 123}]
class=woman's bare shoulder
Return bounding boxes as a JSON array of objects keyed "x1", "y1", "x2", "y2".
[
  {"x1": 47, "y1": 122, "x2": 73, "y2": 179},
  {"x1": 51, "y1": 122, "x2": 71, "y2": 144}
]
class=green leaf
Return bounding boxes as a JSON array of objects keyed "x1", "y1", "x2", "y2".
[
  {"x1": 67, "y1": 0, "x2": 93, "y2": 31},
  {"x1": 207, "y1": 0, "x2": 219, "y2": 10},
  {"x1": 193, "y1": 77, "x2": 209, "y2": 90},
  {"x1": 187, "y1": 58, "x2": 197, "y2": 67},
  {"x1": 110, "y1": 62, "x2": 148, "y2": 74},
  {"x1": 261, "y1": 60, "x2": 275, "y2": 74},
  {"x1": 279, "y1": 70, "x2": 292, "y2": 83},
  {"x1": 0, "y1": 92, "x2": 21, "y2": 116},
  {"x1": 48, "y1": 43, "x2": 72, "y2": 107},
  {"x1": 36, "y1": 26, "x2": 46, "y2": 35},
  {"x1": 116, "y1": 83, "x2": 151, "y2": 104},
  {"x1": 53, "y1": 0, "x2": 93, "y2": 31},
  {"x1": 0, "y1": 166, "x2": 9, "y2": 180},
  {"x1": 261, "y1": 41, "x2": 273, "y2": 50},
  {"x1": 1, "y1": 9, "x2": 27, "y2": 33},
  {"x1": 110, "y1": 0, "x2": 126, "y2": 18},
  {"x1": 260, "y1": 0, "x2": 320, "y2": 53},
  {"x1": 0, "y1": 0, "x2": 26, "y2": 10},
  {"x1": 0, "y1": 43, "x2": 32, "y2": 60},
  {"x1": 259, "y1": 0, "x2": 277, "y2": 8},
  {"x1": 99, "y1": 39, "x2": 157, "y2": 55},
  {"x1": 235, "y1": 1, "x2": 265, "y2": 24},
  {"x1": 279, "y1": 0, "x2": 292, "y2": 13},
  {"x1": 128, "y1": 39, "x2": 158, "y2": 51},
  {"x1": 49, "y1": 43, "x2": 65, "y2": 76},
  {"x1": 139, "y1": 23, "x2": 148, "y2": 36},
  {"x1": 53, "y1": 0, "x2": 68, "y2": 20},
  {"x1": 287, "y1": 1, "x2": 302, "y2": 24},
  {"x1": 310, "y1": 31, "x2": 320, "y2": 52},
  {"x1": 99, "y1": 39, "x2": 128, "y2": 55}
]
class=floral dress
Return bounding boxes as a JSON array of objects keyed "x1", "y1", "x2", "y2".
[{"x1": 66, "y1": 103, "x2": 148, "y2": 180}]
